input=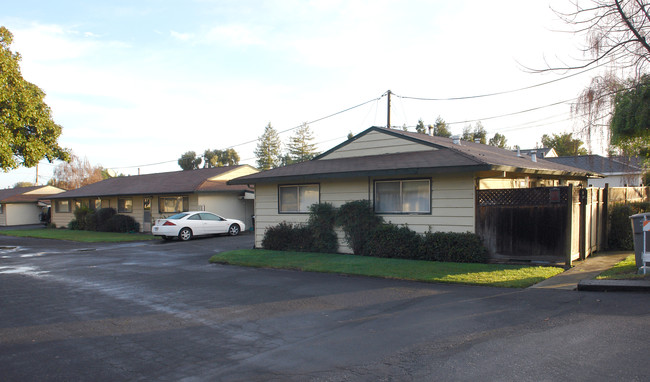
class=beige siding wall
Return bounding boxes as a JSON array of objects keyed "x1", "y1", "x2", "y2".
[
  {"x1": 253, "y1": 174, "x2": 476, "y2": 253},
  {"x1": 5, "y1": 204, "x2": 42, "y2": 225},
  {"x1": 198, "y1": 193, "x2": 254, "y2": 229},
  {"x1": 319, "y1": 131, "x2": 435, "y2": 160},
  {"x1": 24, "y1": 185, "x2": 64, "y2": 196}
]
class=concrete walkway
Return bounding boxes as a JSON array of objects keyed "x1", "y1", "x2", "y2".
[{"x1": 530, "y1": 251, "x2": 650, "y2": 291}]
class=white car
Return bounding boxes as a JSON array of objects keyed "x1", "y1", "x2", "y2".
[{"x1": 152, "y1": 211, "x2": 245, "y2": 241}]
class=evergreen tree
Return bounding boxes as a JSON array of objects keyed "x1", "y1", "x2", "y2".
[
  {"x1": 462, "y1": 121, "x2": 487, "y2": 144},
  {"x1": 488, "y1": 133, "x2": 509, "y2": 149},
  {"x1": 287, "y1": 123, "x2": 318, "y2": 163},
  {"x1": 541, "y1": 133, "x2": 588, "y2": 156},
  {"x1": 415, "y1": 119, "x2": 427, "y2": 134},
  {"x1": 255, "y1": 123, "x2": 282, "y2": 170},
  {"x1": 178, "y1": 151, "x2": 202, "y2": 170},
  {"x1": 432, "y1": 117, "x2": 452, "y2": 138}
]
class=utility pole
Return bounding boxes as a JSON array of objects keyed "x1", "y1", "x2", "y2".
[
  {"x1": 386, "y1": 89, "x2": 391, "y2": 129},
  {"x1": 35, "y1": 164, "x2": 39, "y2": 185}
]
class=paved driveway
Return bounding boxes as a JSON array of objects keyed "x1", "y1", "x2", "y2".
[{"x1": 1, "y1": 233, "x2": 650, "y2": 381}]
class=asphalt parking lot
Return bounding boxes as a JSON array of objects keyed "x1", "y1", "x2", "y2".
[{"x1": 1, "y1": 232, "x2": 650, "y2": 381}]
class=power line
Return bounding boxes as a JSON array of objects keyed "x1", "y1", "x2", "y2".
[{"x1": 393, "y1": 63, "x2": 604, "y2": 102}]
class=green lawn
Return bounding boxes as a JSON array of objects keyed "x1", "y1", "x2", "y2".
[
  {"x1": 209, "y1": 249, "x2": 565, "y2": 288},
  {"x1": 596, "y1": 254, "x2": 648, "y2": 280},
  {"x1": 0, "y1": 228, "x2": 155, "y2": 243}
]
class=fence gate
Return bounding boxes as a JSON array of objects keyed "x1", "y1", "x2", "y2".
[{"x1": 476, "y1": 187, "x2": 571, "y2": 264}]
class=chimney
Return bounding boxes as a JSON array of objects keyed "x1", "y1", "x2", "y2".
[
  {"x1": 531, "y1": 150, "x2": 537, "y2": 162},
  {"x1": 428, "y1": 125, "x2": 433, "y2": 136},
  {"x1": 452, "y1": 135, "x2": 461, "y2": 145}
]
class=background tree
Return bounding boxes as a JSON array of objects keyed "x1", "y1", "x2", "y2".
[
  {"x1": 0, "y1": 26, "x2": 69, "y2": 171},
  {"x1": 203, "y1": 148, "x2": 240, "y2": 167},
  {"x1": 13, "y1": 181, "x2": 35, "y2": 188},
  {"x1": 415, "y1": 119, "x2": 427, "y2": 134},
  {"x1": 49, "y1": 154, "x2": 105, "y2": 190},
  {"x1": 609, "y1": 75, "x2": 650, "y2": 159},
  {"x1": 461, "y1": 121, "x2": 487, "y2": 144},
  {"x1": 287, "y1": 123, "x2": 318, "y2": 163},
  {"x1": 543, "y1": 1, "x2": 650, "y2": 157},
  {"x1": 488, "y1": 133, "x2": 509, "y2": 149},
  {"x1": 541, "y1": 133, "x2": 588, "y2": 156},
  {"x1": 432, "y1": 117, "x2": 452, "y2": 138},
  {"x1": 178, "y1": 151, "x2": 202, "y2": 170},
  {"x1": 255, "y1": 123, "x2": 282, "y2": 170}
]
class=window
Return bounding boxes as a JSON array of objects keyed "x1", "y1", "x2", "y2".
[
  {"x1": 0, "y1": 204, "x2": 3, "y2": 214},
  {"x1": 279, "y1": 185, "x2": 319, "y2": 213},
  {"x1": 118, "y1": 198, "x2": 133, "y2": 213},
  {"x1": 55, "y1": 200, "x2": 70, "y2": 213},
  {"x1": 159, "y1": 196, "x2": 189, "y2": 213},
  {"x1": 375, "y1": 179, "x2": 430, "y2": 214},
  {"x1": 91, "y1": 199, "x2": 101, "y2": 210}
]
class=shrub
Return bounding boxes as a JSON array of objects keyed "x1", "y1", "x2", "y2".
[
  {"x1": 608, "y1": 202, "x2": 650, "y2": 250},
  {"x1": 47, "y1": 222, "x2": 56, "y2": 229},
  {"x1": 68, "y1": 219, "x2": 80, "y2": 230},
  {"x1": 420, "y1": 231, "x2": 489, "y2": 263},
  {"x1": 362, "y1": 224, "x2": 422, "y2": 259},
  {"x1": 95, "y1": 208, "x2": 117, "y2": 232},
  {"x1": 84, "y1": 213, "x2": 97, "y2": 232},
  {"x1": 103, "y1": 214, "x2": 140, "y2": 233},
  {"x1": 262, "y1": 222, "x2": 314, "y2": 251},
  {"x1": 308, "y1": 203, "x2": 339, "y2": 253},
  {"x1": 336, "y1": 200, "x2": 383, "y2": 255},
  {"x1": 73, "y1": 206, "x2": 94, "y2": 230}
]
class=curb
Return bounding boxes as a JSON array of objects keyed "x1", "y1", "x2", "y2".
[{"x1": 577, "y1": 279, "x2": 650, "y2": 292}]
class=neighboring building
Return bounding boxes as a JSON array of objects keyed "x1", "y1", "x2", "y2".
[
  {"x1": 0, "y1": 185, "x2": 65, "y2": 226},
  {"x1": 229, "y1": 127, "x2": 595, "y2": 253},
  {"x1": 546, "y1": 155, "x2": 644, "y2": 187},
  {"x1": 49, "y1": 165, "x2": 258, "y2": 232},
  {"x1": 516, "y1": 148, "x2": 558, "y2": 159}
]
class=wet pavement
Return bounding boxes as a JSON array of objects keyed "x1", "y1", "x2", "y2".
[{"x1": 1, "y1": 234, "x2": 650, "y2": 381}]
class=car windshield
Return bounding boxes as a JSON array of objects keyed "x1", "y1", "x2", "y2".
[{"x1": 168, "y1": 213, "x2": 190, "y2": 220}]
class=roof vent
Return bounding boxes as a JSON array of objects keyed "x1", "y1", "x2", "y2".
[
  {"x1": 531, "y1": 151, "x2": 537, "y2": 163},
  {"x1": 452, "y1": 135, "x2": 461, "y2": 145},
  {"x1": 516, "y1": 147, "x2": 523, "y2": 157}
]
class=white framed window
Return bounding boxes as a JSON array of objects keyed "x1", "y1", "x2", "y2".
[
  {"x1": 375, "y1": 179, "x2": 431, "y2": 214},
  {"x1": 55, "y1": 200, "x2": 70, "y2": 213},
  {"x1": 118, "y1": 198, "x2": 133, "y2": 213},
  {"x1": 159, "y1": 196, "x2": 189, "y2": 213},
  {"x1": 279, "y1": 184, "x2": 319, "y2": 213}
]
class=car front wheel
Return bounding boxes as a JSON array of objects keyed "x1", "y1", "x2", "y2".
[
  {"x1": 228, "y1": 224, "x2": 240, "y2": 236},
  {"x1": 178, "y1": 227, "x2": 193, "y2": 241}
]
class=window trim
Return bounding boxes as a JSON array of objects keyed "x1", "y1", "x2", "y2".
[
  {"x1": 373, "y1": 178, "x2": 432, "y2": 215},
  {"x1": 118, "y1": 197, "x2": 133, "y2": 213},
  {"x1": 278, "y1": 184, "x2": 320, "y2": 214},
  {"x1": 55, "y1": 200, "x2": 71, "y2": 213},
  {"x1": 158, "y1": 195, "x2": 190, "y2": 213}
]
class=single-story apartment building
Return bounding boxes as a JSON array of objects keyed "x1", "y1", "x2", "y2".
[
  {"x1": 50, "y1": 165, "x2": 258, "y2": 232},
  {"x1": 0, "y1": 185, "x2": 65, "y2": 226},
  {"x1": 229, "y1": 127, "x2": 597, "y2": 253},
  {"x1": 546, "y1": 154, "x2": 644, "y2": 187}
]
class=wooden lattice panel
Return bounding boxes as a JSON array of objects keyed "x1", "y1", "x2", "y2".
[{"x1": 477, "y1": 187, "x2": 569, "y2": 206}]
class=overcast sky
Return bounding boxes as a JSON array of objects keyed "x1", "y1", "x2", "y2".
[{"x1": 1, "y1": 0, "x2": 607, "y2": 188}]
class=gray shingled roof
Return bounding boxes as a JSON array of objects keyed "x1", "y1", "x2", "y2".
[
  {"x1": 0, "y1": 186, "x2": 55, "y2": 203},
  {"x1": 230, "y1": 127, "x2": 597, "y2": 185},
  {"x1": 546, "y1": 155, "x2": 643, "y2": 175},
  {"x1": 50, "y1": 166, "x2": 253, "y2": 199}
]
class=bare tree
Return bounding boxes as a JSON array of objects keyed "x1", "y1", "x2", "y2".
[
  {"x1": 541, "y1": 1, "x2": 650, "y2": 153},
  {"x1": 49, "y1": 154, "x2": 105, "y2": 190}
]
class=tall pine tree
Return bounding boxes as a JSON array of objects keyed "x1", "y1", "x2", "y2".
[
  {"x1": 287, "y1": 123, "x2": 318, "y2": 163},
  {"x1": 255, "y1": 123, "x2": 282, "y2": 170}
]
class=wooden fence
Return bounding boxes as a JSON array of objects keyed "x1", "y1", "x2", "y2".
[{"x1": 476, "y1": 185, "x2": 649, "y2": 266}]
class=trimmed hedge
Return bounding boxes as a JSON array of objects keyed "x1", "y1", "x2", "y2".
[
  {"x1": 262, "y1": 199, "x2": 490, "y2": 263},
  {"x1": 67, "y1": 207, "x2": 138, "y2": 233},
  {"x1": 608, "y1": 202, "x2": 650, "y2": 250}
]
